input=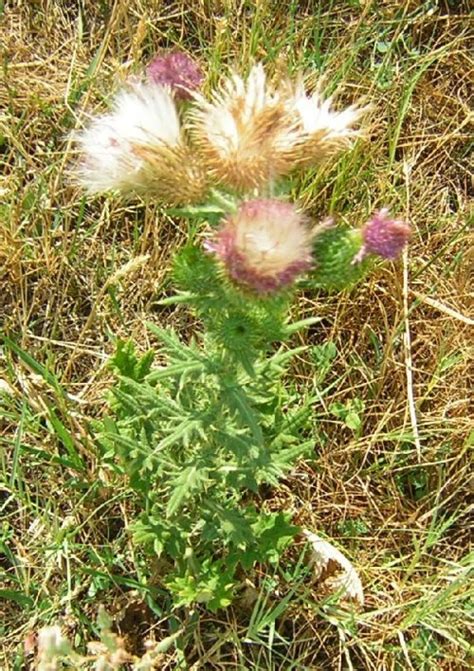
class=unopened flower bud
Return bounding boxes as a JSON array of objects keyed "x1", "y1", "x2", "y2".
[
  {"x1": 311, "y1": 224, "x2": 369, "y2": 290},
  {"x1": 147, "y1": 51, "x2": 203, "y2": 100},
  {"x1": 361, "y1": 209, "x2": 410, "y2": 260}
]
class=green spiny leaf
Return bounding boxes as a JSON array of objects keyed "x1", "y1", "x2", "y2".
[{"x1": 166, "y1": 464, "x2": 209, "y2": 517}]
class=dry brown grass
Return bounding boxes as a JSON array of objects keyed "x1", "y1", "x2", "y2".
[{"x1": 1, "y1": 1, "x2": 472, "y2": 669}]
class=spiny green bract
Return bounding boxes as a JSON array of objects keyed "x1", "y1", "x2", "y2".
[
  {"x1": 309, "y1": 226, "x2": 372, "y2": 290},
  {"x1": 172, "y1": 244, "x2": 291, "y2": 365}
]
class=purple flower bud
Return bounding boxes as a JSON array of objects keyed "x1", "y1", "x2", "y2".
[
  {"x1": 362, "y1": 209, "x2": 410, "y2": 260},
  {"x1": 146, "y1": 51, "x2": 203, "y2": 100}
]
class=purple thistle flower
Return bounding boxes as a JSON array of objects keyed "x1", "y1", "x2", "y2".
[
  {"x1": 205, "y1": 199, "x2": 313, "y2": 294},
  {"x1": 360, "y1": 208, "x2": 410, "y2": 260},
  {"x1": 147, "y1": 51, "x2": 203, "y2": 100}
]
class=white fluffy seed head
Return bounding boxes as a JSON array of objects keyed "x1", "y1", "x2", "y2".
[
  {"x1": 190, "y1": 64, "x2": 365, "y2": 188},
  {"x1": 190, "y1": 64, "x2": 299, "y2": 190},
  {"x1": 74, "y1": 82, "x2": 181, "y2": 194},
  {"x1": 290, "y1": 82, "x2": 361, "y2": 136},
  {"x1": 200, "y1": 63, "x2": 274, "y2": 143},
  {"x1": 279, "y1": 79, "x2": 365, "y2": 168}
]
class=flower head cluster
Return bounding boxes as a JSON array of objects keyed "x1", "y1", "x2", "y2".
[
  {"x1": 205, "y1": 199, "x2": 314, "y2": 293},
  {"x1": 147, "y1": 51, "x2": 204, "y2": 100},
  {"x1": 74, "y1": 56, "x2": 364, "y2": 201},
  {"x1": 74, "y1": 53, "x2": 408, "y2": 295},
  {"x1": 190, "y1": 65, "x2": 364, "y2": 190}
]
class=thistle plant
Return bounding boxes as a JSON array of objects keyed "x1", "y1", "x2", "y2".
[{"x1": 74, "y1": 54, "x2": 409, "y2": 610}]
